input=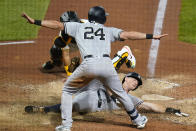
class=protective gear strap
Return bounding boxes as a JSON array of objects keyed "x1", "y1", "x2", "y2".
[
  {"x1": 112, "y1": 52, "x2": 128, "y2": 71},
  {"x1": 53, "y1": 36, "x2": 72, "y2": 48},
  {"x1": 64, "y1": 36, "x2": 72, "y2": 46}
]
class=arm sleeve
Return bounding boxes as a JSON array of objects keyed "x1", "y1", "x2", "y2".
[
  {"x1": 64, "y1": 22, "x2": 79, "y2": 38},
  {"x1": 127, "y1": 94, "x2": 143, "y2": 107},
  {"x1": 110, "y1": 27, "x2": 124, "y2": 42}
]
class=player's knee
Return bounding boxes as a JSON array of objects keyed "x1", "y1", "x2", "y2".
[{"x1": 54, "y1": 36, "x2": 66, "y2": 48}]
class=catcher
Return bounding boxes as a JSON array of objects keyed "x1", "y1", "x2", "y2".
[{"x1": 40, "y1": 11, "x2": 86, "y2": 75}]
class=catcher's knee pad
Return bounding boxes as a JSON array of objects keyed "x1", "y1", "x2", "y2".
[
  {"x1": 50, "y1": 45, "x2": 63, "y2": 66},
  {"x1": 54, "y1": 36, "x2": 67, "y2": 48}
]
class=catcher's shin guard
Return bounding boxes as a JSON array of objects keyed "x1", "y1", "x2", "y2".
[
  {"x1": 112, "y1": 46, "x2": 136, "y2": 70},
  {"x1": 50, "y1": 45, "x2": 63, "y2": 66},
  {"x1": 125, "y1": 55, "x2": 136, "y2": 69},
  {"x1": 112, "y1": 48, "x2": 129, "y2": 71}
]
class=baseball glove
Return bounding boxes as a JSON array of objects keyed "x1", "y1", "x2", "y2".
[{"x1": 68, "y1": 57, "x2": 80, "y2": 73}]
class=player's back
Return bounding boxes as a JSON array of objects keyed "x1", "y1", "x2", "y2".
[{"x1": 65, "y1": 22, "x2": 122, "y2": 59}]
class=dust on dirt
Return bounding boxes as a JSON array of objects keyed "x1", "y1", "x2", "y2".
[{"x1": 0, "y1": 73, "x2": 196, "y2": 131}]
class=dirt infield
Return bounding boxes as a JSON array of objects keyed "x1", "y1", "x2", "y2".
[{"x1": 0, "y1": 0, "x2": 196, "y2": 130}]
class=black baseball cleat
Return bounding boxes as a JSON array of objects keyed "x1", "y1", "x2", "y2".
[
  {"x1": 40, "y1": 61, "x2": 64, "y2": 73},
  {"x1": 24, "y1": 106, "x2": 45, "y2": 113}
]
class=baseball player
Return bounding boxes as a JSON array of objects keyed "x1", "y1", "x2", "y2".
[
  {"x1": 22, "y1": 6, "x2": 168, "y2": 131},
  {"x1": 25, "y1": 72, "x2": 189, "y2": 117},
  {"x1": 41, "y1": 11, "x2": 86, "y2": 76},
  {"x1": 25, "y1": 45, "x2": 136, "y2": 114},
  {"x1": 41, "y1": 11, "x2": 133, "y2": 75}
]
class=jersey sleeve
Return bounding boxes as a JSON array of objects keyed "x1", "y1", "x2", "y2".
[
  {"x1": 109, "y1": 27, "x2": 124, "y2": 42},
  {"x1": 64, "y1": 22, "x2": 80, "y2": 38}
]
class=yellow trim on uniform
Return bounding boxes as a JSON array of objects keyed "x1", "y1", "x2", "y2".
[
  {"x1": 64, "y1": 37, "x2": 72, "y2": 45},
  {"x1": 53, "y1": 36, "x2": 61, "y2": 43},
  {"x1": 113, "y1": 52, "x2": 129, "y2": 68},
  {"x1": 64, "y1": 65, "x2": 72, "y2": 76}
]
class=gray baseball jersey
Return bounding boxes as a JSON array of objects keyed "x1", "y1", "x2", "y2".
[
  {"x1": 61, "y1": 22, "x2": 142, "y2": 129},
  {"x1": 73, "y1": 79, "x2": 143, "y2": 113},
  {"x1": 64, "y1": 22, "x2": 122, "y2": 59}
]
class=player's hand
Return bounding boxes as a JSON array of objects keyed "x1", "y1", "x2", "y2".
[
  {"x1": 174, "y1": 111, "x2": 189, "y2": 117},
  {"x1": 21, "y1": 12, "x2": 34, "y2": 24},
  {"x1": 165, "y1": 107, "x2": 189, "y2": 117},
  {"x1": 153, "y1": 34, "x2": 168, "y2": 40}
]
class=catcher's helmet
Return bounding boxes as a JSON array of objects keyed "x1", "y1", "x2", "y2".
[
  {"x1": 60, "y1": 11, "x2": 80, "y2": 22},
  {"x1": 122, "y1": 72, "x2": 142, "y2": 91},
  {"x1": 88, "y1": 6, "x2": 108, "y2": 24}
]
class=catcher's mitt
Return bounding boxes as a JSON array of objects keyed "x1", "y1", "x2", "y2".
[{"x1": 68, "y1": 57, "x2": 80, "y2": 73}]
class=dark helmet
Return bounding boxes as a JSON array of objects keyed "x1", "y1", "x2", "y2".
[
  {"x1": 88, "y1": 6, "x2": 108, "y2": 24},
  {"x1": 122, "y1": 72, "x2": 142, "y2": 91},
  {"x1": 60, "y1": 11, "x2": 80, "y2": 22}
]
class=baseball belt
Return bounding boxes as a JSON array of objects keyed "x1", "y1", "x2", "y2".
[
  {"x1": 84, "y1": 54, "x2": 109, "y2": 59},
  {"x1": 97, "y1": 89, "x2": 102, "y2": 108}
]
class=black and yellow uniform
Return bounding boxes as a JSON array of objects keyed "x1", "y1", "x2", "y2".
[
  {"x1": 42, "y1": 30, "x2": 76, "y2": 72},
  {"x1": 41, "y1": 11, "x2": 81, "y2": 74}
]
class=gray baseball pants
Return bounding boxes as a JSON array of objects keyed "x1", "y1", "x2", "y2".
[{"x1": 61, "y1": 57, "x2": 139, "y2": 128}]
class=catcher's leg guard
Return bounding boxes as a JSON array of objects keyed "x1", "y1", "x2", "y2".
[
  {"x1": 41, "y1": 45, "x2": 64, "y2": 73},
  {"x1": 125, "y1": 55, "x2": 136, "y2": 68},
  {"x1": 50, "y1": 45, "x2": 63, "y2": 66},
  {"x1": 112, "y1": 48, "x2": 129, "y2": 71}
]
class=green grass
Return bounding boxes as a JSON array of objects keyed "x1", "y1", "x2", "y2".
[
  {"x1": 179, "y1": 0, "x2": 196, "y2": 44},
  {"x1": 0, "y1": 0, "x2": 51, "y2": 41}
]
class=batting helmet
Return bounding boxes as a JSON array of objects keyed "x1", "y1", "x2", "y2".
[
  {"x1": 60, "y1": 11, "x2": 80, "y2": 22},
  {"x1": 88, "y1": 6, "x2": 108, "y2": 24},
  {"x1": 122, "y1": 72, "x2": 142, "y2": 91}
]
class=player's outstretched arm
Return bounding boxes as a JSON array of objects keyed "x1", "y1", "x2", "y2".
[
  {"x1": 21, "y1": 12, "x2": 64, "y2": 30},
  {"x1": 120, "y1": 31, "x2": 168, "y2": 40},
  {"x1": 138, "y1": 102, "x2": 189, "y2": 117}
]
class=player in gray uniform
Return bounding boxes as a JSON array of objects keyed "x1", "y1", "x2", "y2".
[
  {"x1": 22, "y1": 6, "x2": 168, "y2": 131},
  {"x1": 25, "y1": 45, "x2": 138, "y2": 113},
  {"x1": 25, "y1": 72, "x2": 189, "y2": 117},
  {"x1": 25, "y1": 76, "x2": 141, "y2": 114}
]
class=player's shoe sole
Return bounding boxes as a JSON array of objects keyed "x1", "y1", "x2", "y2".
[
  {"x1": 136, "y1": 117, "x2": 148, "y2": 129},
  {"x1": 24, "y1": 106, "x2": 45, "y2": 113},
  {"x1": 55, "y1": 125, "x2": 71, "y2": 131}
]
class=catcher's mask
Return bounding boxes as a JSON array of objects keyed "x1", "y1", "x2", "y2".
[
  {"x1": 88, "y1": 6, "x2": 109, "y2": 24},
  {"x1": 122, "y1": 72, "x2": 142, "y2": 91},
  {"x1": 60, "y1": 11, "x2": 80, "y2": 22}
]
